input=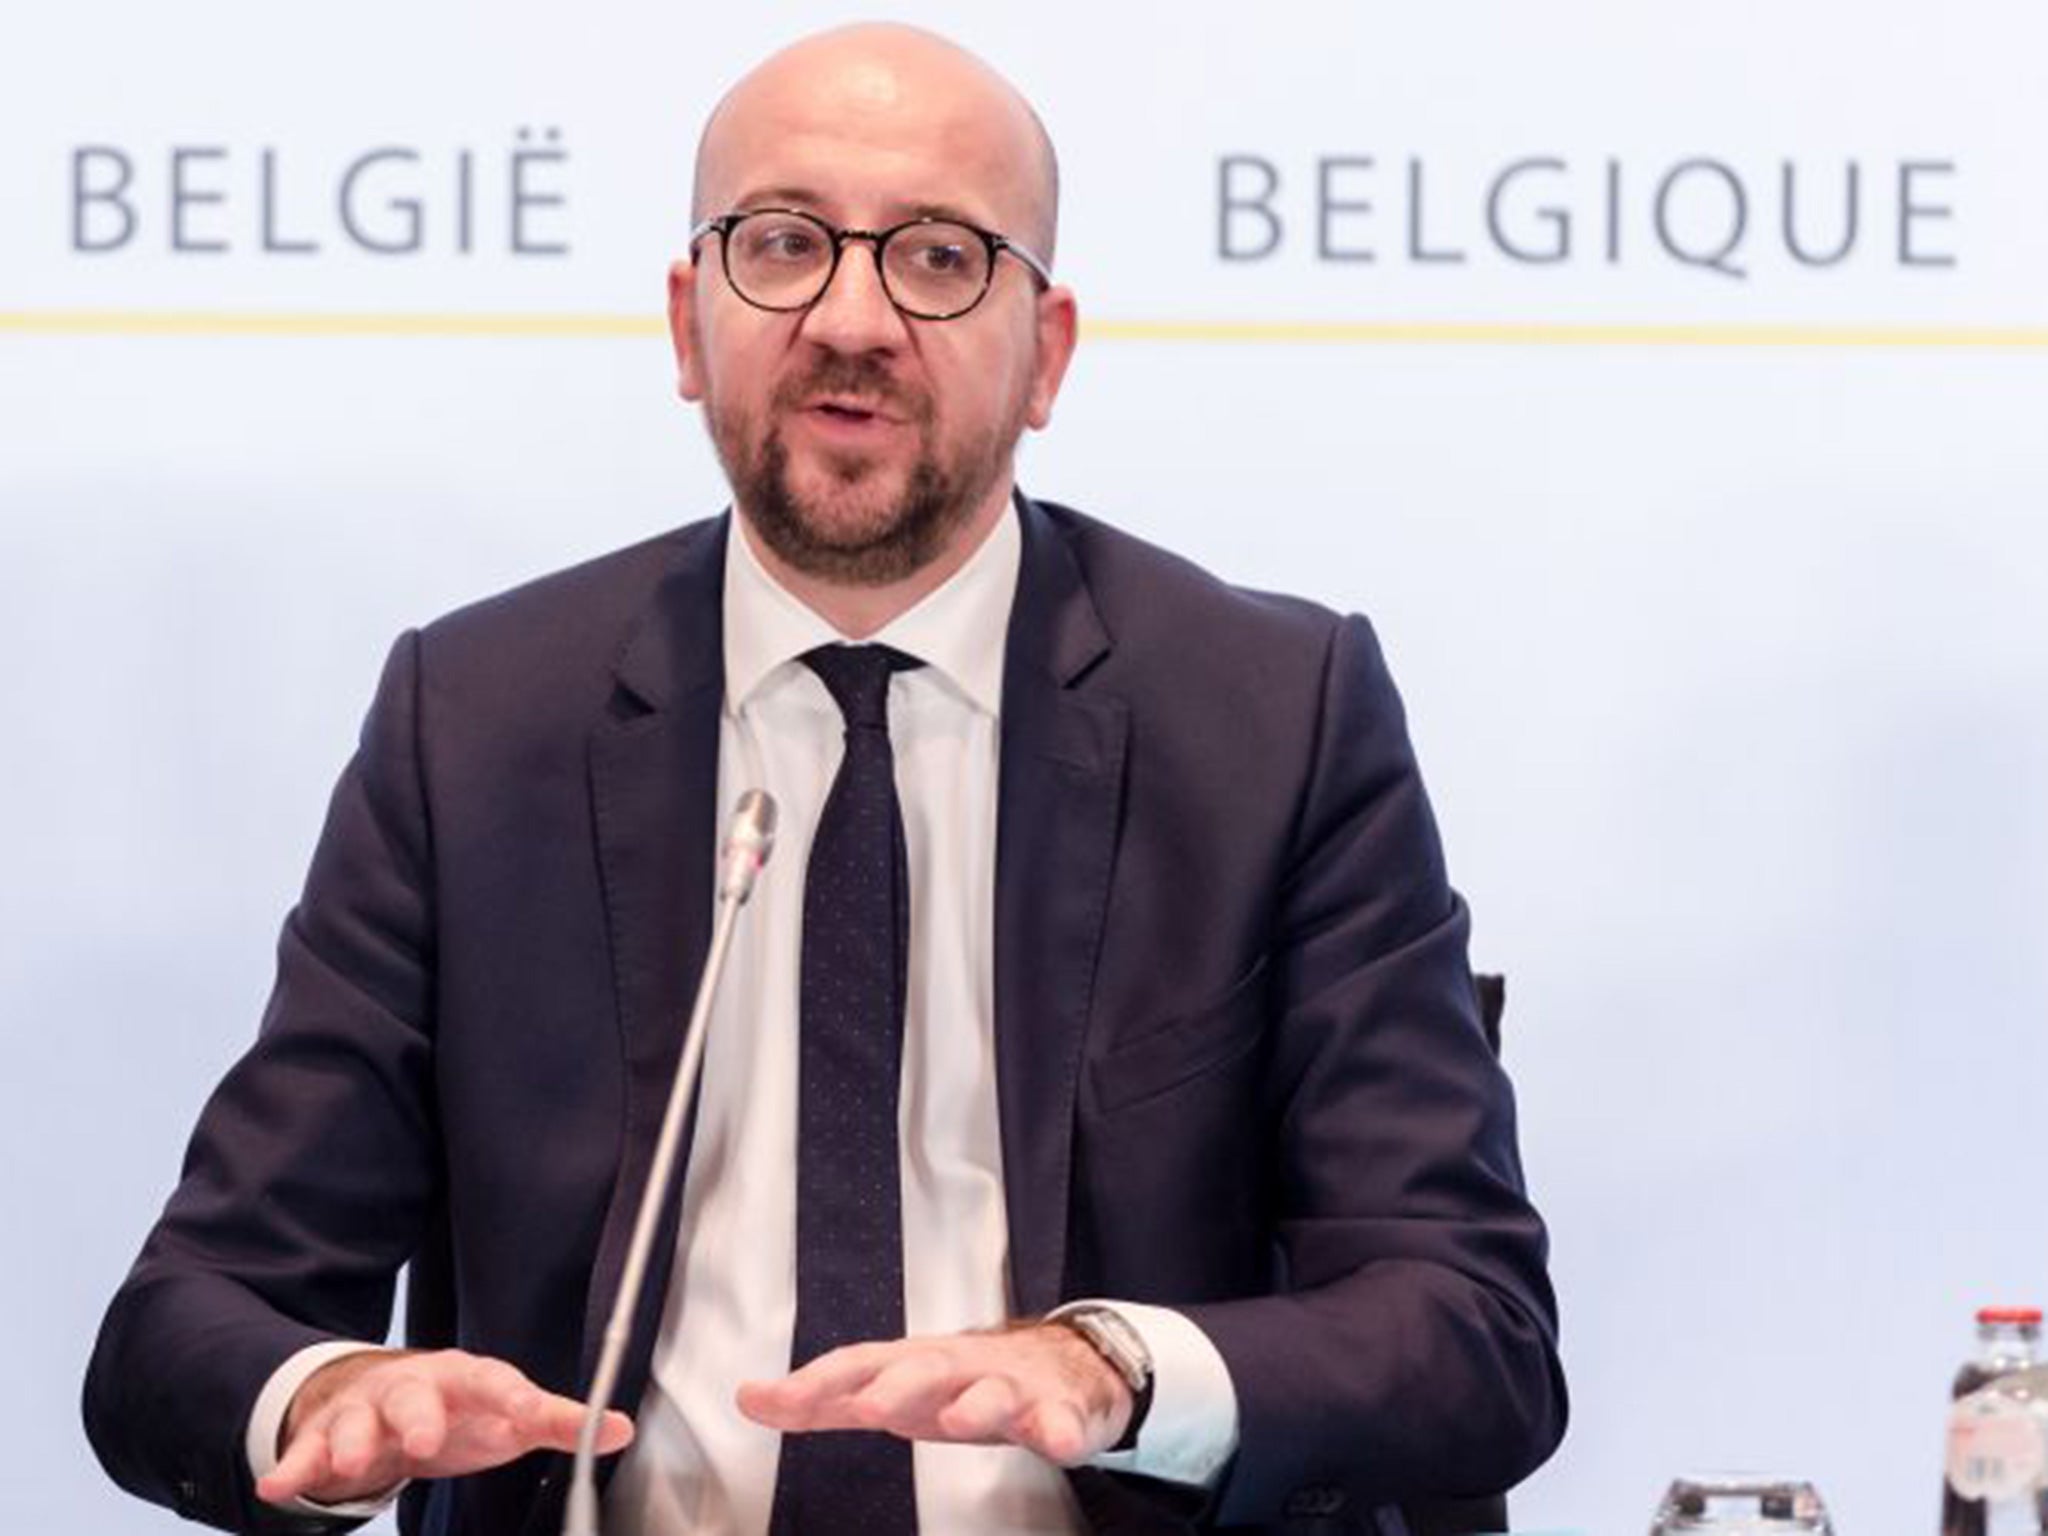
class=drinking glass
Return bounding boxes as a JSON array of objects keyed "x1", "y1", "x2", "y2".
[{"x1": 1648, "y1": 1474, "x2": 1835, "y2": 1535}]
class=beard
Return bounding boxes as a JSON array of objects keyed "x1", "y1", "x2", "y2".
[{"x1": 706, "y1": 351, "x2": 1025, "y2": 587}]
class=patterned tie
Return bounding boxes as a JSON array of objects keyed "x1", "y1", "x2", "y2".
[{"x1": 769, "y1": 643, "x2": 921, "y2": 1536}]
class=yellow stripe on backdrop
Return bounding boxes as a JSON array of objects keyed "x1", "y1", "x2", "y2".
[{"x1": 5, "y1": 310, "x2": 2048, "y2": 348}]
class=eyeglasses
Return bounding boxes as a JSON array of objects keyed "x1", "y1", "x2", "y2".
[{"x1": 688, "y1": 207, "x2": 1054, "y2": 322}]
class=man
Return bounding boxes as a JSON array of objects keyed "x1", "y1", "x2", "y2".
[{"x1": 85, "y1": 23, "x2": 1564, "y2": 1536}]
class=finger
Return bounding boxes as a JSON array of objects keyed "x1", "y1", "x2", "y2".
[
  {"x1": 782, "y1": 1339, "x2": 904, "y2": 1401},
  {"x1": 520, "y1": 1389, "x2": 630, "y2": 1453},
  {"x1": 1015, "y1": 1395, "x2": 1094, "y2": 1466},
  {"x1": 442, "y1": 1352, "x2": 628, "y2": 1460},
  {"x1": 596, "y1": 1408, "x2": 637, "y2": 1455},
  {"x1": 845, "y1": 1349, "x2": 963, "y2": 1433},
  {"x1": 258, "y1": 1423, "x2": 332, "y2": 1504},
  {"x1": 734, "y1": 1377, "x2": 792, "y2": 1429},
  {"x1": 325, "y1": 1398, "x2": 393, "y2": 1483},
  {"x1": 450, "y1": 1354, "x2": 562, "y2": 1455},
  {"x1": 456, "y1": 1353, "x2": 546, "y2": 1423},
  {"x1": 739, "y1": 1340, "x2": 899, "y2": 1426},
  {"x1": 377, "y1": 1373, "x2": 450, "y2": 1463},
  {"x1": 445, "y1": 1410, "x2": 522, "y2": 1472},
  {"x1": 933, "y1": 1373, "x2": 1023, "y2": 1445}
]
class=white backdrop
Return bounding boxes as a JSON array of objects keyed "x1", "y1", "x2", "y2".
[{"x1": 5, "y1": 4, "x2": 2046, "y2": 1533}]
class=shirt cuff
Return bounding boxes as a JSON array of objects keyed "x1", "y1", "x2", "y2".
[
  {"x1": 246, "y1": 1340, "x2": 409, "y2": 1518},
  {"x1": 1050, "y1": 1299, "x2": 1239, "y2": 1487}
]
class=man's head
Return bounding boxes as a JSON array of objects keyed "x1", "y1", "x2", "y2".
[{"x1": 668, "y1": 25, "x2": 1076, "y2": 604}]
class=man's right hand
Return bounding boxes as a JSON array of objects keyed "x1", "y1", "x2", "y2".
[{"x1": 257, "y1": 1348, "x2": 635, "y2": 1508}]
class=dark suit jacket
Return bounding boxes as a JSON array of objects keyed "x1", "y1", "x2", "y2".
[{"x1": 85, "y1": 496, "x2": 1565, "y2": 1535}]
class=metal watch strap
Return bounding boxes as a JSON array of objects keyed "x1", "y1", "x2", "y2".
[{"x1": 1052, "y1": 1305, "x2": 1155, "y2": 1451}]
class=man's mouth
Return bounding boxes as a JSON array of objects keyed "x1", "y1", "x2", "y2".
[{"x1": 808, "y1": 398, "x2": 887, "y2": 424}]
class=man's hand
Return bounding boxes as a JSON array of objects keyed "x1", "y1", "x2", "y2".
[
  {"x1": 736, "y1": 1325, "x2": 1132, "y2": 1466},
  {"x1": 257, "y1": 1348, "x2": 634, "y2": 1508}
]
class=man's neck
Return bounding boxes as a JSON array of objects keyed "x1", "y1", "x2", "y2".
[{"x1": 736, "y1": 483, "x2": 1014, "y2": 640}]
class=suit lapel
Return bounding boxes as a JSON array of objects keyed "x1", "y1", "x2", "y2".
[
  {"x1": 579, "y1": 516, "x2": 728, "y2": 1417},
  {"x1": 995, "y1": 497, "x2": 1128, "y2": 1316}
]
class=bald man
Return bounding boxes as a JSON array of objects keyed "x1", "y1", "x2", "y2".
[{"x1": 85, "y1": 24, "x2": 1563, "y2": 1536}]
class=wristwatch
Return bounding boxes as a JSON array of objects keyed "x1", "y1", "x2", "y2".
[{"x1": 1050, "y1": 1304, "x2": 1155, "y2": 1450}]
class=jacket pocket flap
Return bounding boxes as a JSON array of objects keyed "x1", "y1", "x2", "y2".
[{"x1": 1089, "y1": 955, "x2": 1270, "y2": 1111}]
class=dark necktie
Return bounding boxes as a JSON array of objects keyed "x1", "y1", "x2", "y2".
[{"x1": 769, "y1": 643, "x2": 921, "y2": 1536}]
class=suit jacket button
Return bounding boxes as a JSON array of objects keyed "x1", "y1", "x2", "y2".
[{"x1": 1284, "y1": 1483, "x2": 1347, "y2": 1517}]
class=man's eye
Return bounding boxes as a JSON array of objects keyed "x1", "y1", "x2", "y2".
[
  {"x1": 749, "y1": 225, "x2": 821, "y2": 262},
  {"x1": 917, "y1": 244, "x2": 969, "y2": 273}
]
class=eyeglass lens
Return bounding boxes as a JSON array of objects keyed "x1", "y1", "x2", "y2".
[{"x1": 724, "y1": 213, "x2": 991, "y2": 316}]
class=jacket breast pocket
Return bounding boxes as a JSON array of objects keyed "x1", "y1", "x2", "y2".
[{"x1": 1088, "y1": 955, "x2": 1270, "y2": 1113}]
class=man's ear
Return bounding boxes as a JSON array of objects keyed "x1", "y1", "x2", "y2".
[
  {"x1": 668, "y1": 259, "x2": 706, "y2": 402},
  {"x1": 1024, "y1": 285, "x2": 1079, "y2": 431}
]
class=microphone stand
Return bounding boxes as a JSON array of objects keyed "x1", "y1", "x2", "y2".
[{"x1": 562, "y1": 792, "x2": 776, "y2": 1536}]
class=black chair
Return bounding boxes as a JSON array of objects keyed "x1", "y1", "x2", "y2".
[
  {"x1": 1474, "y1": 971, "x2": 1505, "y2": 1058},
  {"x1": 1405, "y1": 1491, "x2": 1508, "y2": 1536},
  {"x1": 1397, "y1": 973, "x2": 1511, "y2": 1536}
]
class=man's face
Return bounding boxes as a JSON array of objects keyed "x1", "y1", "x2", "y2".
[{"x1": 669, "y1": 41, "x2": 1074, "y2": 587}]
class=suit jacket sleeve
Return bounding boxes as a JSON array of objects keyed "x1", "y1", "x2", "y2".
[
  {"x1": 83, "y1": 630, "x2": 440, "y2": 1535},
  {"x1": 1176, "y1": 614, "x2": 1566, "y2": 1525}
]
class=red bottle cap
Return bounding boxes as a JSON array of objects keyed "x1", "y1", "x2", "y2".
[{"x1": 1976, "y1": 1306, "x2": 2044, "y2": 1325}]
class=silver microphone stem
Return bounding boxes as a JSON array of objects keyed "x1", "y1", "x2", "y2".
[{"x1": 562, "y1": 792, "x2": 776, "y2": 1536}]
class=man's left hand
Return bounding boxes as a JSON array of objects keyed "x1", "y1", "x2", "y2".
[{"x1": 736, "y1": 1323, "x2": 1132, "y2": 1465}]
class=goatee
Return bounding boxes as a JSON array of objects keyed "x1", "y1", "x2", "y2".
[
  {"x1": 709, "y1": 354, "x2": 1015, "y2": 588},
  {"x1": 743, "y1": 432, "x2": 962, "y2": 587}
]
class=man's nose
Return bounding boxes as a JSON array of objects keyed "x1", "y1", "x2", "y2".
[{"x1": 799, "y1": 240, "x2": 906, "y2": 352}]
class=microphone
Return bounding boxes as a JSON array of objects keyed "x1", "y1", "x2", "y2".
[
  {"x1": 719, "y1": 788, "x2": 778, "y2": 903},
  {"x1": 563, "y1": 790, "x2": 779, "y2": 1536}
]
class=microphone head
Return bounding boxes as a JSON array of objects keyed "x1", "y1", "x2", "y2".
[
  {"x1": 731, "y1": 789, "x2": 777, "y2": 862},
  {"x1": 719, "y1": 789, "x2": 778, "y2": 902}
]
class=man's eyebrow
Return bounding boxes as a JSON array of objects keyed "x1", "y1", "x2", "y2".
[
  {"x1": 724, "y1": 188, "x2": 993, "y2": 229},
  {"x1": 729, "y1": 184, "x2": 831, "y2": 213},
  {"x1": 901, "y1": 200, "x2": 987, "y2": 228}
]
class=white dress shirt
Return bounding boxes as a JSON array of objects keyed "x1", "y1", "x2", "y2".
[{"x1": 248, "y1": 505, "x2": 1237, "y2": 1530}]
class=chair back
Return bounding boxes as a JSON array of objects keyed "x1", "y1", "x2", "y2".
[{"x1": 1395, "y1": 971, "x2": 1512, "y2": 1536}]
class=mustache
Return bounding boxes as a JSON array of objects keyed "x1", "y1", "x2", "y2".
[{"x1": 772, "y1": 355, "x2": 933, "y2": 423}]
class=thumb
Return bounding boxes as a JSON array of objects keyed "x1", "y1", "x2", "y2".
[{"x1": 596, "y1": 1409, "x2": 636, "y2": 1456}]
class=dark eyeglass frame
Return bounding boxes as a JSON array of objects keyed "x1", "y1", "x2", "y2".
[{"x1": 688, "y1": 207, "x2": 1055, "y2": 322}]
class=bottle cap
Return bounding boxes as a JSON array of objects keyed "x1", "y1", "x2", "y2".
[{"x1": 1975, "y1": 1306, "x2": 2043, "y2": 1325}]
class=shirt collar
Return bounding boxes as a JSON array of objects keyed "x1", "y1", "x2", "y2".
[{"x1": 722, "y1": 502, "x2": 1020, "y2": 718}]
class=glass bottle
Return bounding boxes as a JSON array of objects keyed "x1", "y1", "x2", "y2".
[{"x1": 1944, "y1": 1307, "x2": 2047, "y2": 1536}]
